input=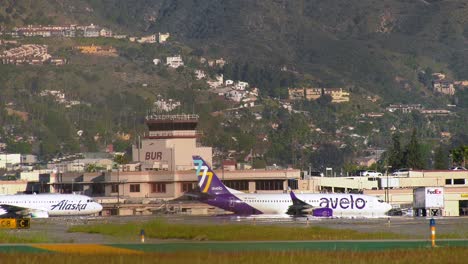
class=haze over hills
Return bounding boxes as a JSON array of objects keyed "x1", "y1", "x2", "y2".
[{"x1": 0, "y1": 0, "x2": 466, "y2": 170}]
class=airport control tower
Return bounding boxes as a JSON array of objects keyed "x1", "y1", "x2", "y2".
[{"x1": 132, "y1": 114, "x2": 212, "y2": 171}]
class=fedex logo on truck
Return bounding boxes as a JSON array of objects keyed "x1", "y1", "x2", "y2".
[{"x1": 427, "y1": 189, "x2": 442, "y2": 195}]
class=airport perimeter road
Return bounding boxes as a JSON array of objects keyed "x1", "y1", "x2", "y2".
[{"x1": 0, "y1": 240, "x2": 467, "y2": 254}]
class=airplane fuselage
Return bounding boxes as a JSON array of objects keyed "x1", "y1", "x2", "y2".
[
  {"x1": 0, "y1": 194, "x2": 103, "y2": 217},
  {"x1": 205, "y1": 193, "x2": 391, "y2": 217}
]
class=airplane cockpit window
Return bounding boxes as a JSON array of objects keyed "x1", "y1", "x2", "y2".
[{"x1": 378, "y1": 199, "x2": 384, "y2": 203}]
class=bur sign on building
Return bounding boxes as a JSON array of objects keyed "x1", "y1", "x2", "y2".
[{"x1": 132, "y1": 114, "x2": 212, "y2": 171}]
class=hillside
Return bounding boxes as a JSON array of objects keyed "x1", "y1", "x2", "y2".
[{"x1": 0, "y1": 0, "x2": 467, "y2": 170}]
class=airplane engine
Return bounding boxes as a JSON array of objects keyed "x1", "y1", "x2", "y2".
[
  {"x1": 312, "y1": 208, "x2": 333, "y2": 217},
  {"x1": 30, "y1": 210, "x2": 49, "y2": 218},
  {"x1": 287, "y1": 204, "x2": 314, "y2": 216}
]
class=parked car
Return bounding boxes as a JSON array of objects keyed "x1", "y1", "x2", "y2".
[
  {"x1": 450, "y1": 166, "x2": 467, "y2": 170},
  {"x1": 392, "y1": 168, "x2": 410, "y2": 176},
  {"x1": 355, "y1": 170, "x2": 367, "y2": 176},
  {"x1": 361, "y1": 170, "x2": 382, "y2": 177}
]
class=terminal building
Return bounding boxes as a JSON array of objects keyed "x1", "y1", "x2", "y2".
[
  {"x1": 104, "y1": 114, "x2": 300, "y2": 200},
  {"x1": 299, "y1": 170, "x2": 468, "y2": 216},
  {"x1": 0, "y1": 113, "x2": 466, "y2": 216}
]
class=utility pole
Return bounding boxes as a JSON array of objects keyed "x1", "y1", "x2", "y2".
[
  {"x1": 117, "y1": 165, "x2": 120, "y2": 206},
  {"x1": 385, "y1": 165, "x2": 392, "y2": 203}
]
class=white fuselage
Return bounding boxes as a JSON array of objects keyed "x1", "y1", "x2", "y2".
[
  {"x1": 237, "y1": 193, "x2": 392, "y2": 217},
  {"x1": 0, "y1": 194, "x2": 103, "y2": 217}
]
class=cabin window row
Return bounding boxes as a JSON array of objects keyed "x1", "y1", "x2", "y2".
[
  {"x1": 0, "y1": 201, "x2": 62, "y2": 204},
  {"x1": 249, "y1": 200, "x2": 320, "y2": 203}
]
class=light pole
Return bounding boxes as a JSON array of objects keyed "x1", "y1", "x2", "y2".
[
  {"x1": 117, "y1": 165, "x2": 120, "y2": 206},
  {"x1": 385, "y1": 166, "x2": 392, "y2": 203}
]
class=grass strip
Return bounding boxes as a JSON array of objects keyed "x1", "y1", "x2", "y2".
[
  {"x1": 68, "y1": 218, "x2": 405, "y2": 241},
  {"x1": 0, "y1": 231, "x2": 51, "y2": 243}
]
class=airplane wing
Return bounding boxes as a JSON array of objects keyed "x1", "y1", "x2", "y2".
[
  {"x1": 287, "y1": 191, "x2": 332, "y2": 217},
  {"x1": 0, "y1": 204, "x2": 49, "y2": 218},
  {"x1": 182, "y1": 191, "x2": 214, "y2": 200}
]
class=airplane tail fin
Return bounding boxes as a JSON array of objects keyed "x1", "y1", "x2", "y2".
[{"x1": 193, "y1": 156, "x2": 230, "y2": 196}]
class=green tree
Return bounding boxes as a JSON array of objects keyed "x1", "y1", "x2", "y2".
[
  {"x1": 113, "y1": 153, "x2": 129, "y2": 165},
  {"x1": 405, "y1": 129, "x2": 425, "y2": 169},
  {"x1": 388, "y1": 133, "x2": 404, "y2": 169},
  {"x1": 5, "y1": 140, "x2": 32, "y2": 154},
  {"x1": 434, "y1": 145, "x2": 448, "y2": 170},
  {"x1": 450, "y1": 145, "x2": 468, "y2": 167}
]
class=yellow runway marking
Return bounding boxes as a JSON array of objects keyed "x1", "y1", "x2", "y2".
[{"x1": 34, "y1": 244, "x2": 143, "y2": 254}]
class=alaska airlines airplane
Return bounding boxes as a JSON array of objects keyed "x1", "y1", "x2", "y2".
[
  {"x1": 0, "y1": 193, "x2": 103, "y2": 218},
  {"x1": 193, "y1": 156, "x2": 392, "y2": 217}
]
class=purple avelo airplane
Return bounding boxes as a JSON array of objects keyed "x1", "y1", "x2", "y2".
[{"x1": 193, "y1": 156, "x2": 392, "y2": 217}]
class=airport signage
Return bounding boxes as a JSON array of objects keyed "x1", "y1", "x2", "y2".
[
  {"x1": 145, "y1": 151, "x2": 163, "y2": 160},
  {"x1": 0, "y1": 218, "x2": 30, "y2": 229}
]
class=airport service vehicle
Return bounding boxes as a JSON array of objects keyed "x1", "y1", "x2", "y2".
[
  {"x1": 392, "y1": 168, "x2": 410, "y2": 176},
  {"x1": 193, "y1": 156, "x2": 392, "y2": 218},
  {"x1": 0, "y1": 193, "x2": 103, "y2": 218}
]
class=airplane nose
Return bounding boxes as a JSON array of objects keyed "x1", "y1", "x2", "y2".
[{"x1": 96, "y1": 203, "x2": 103, "y2": 212}]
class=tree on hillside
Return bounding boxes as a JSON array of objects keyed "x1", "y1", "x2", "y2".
[
  {"x1": 450, "y1": 145, "x2": 468, "y2": 167},
  {"x1": 5, "y1": 140, "x2": 32, "y2": 154},
  {"x1": 434, "y1": 145, "x2": 448, "y2": 170},
  {"x1": 309, "y1": 144, "x2": 344, "y2": 172},
  {"x1": 388, "y1": 133, "x2": 404, "y2": 169},
  {"x1": 405, "y1": 129, "x2": 425, "y2": 169}
]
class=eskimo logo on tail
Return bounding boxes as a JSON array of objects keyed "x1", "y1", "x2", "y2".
[{"x1": 193, "y1": 159, "x2": 213, "y2": 193}]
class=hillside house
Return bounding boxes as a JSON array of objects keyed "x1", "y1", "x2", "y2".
[
  {"x1": 1, "y1": 44, "x2": 52, "y2": 65},
  {"x1": 138, "y1": 34, "x2": 157, "y2": 44},
  {"x1": 288, "y1": 88, "x2": 305, "y2": 100},
  {"x1": 14, "y1": 25, "x2": 77, "y2": 37},
  {"x1": 207, "y1": 74, "x2": 224, "y2": 88},
  {"x1": 236, "y1": 81, "x2": 249, "y2": 90},
  {"x1": 305, "y1": 88, "x2": 322, "y2": 100},
  {"x1": 75, "y1": 45, "x2": 117, "y2": 56},
  {"x1": 166, "y1": 55, "x2": 184, "y2": 68},
  {"x1": 84, "y1": 25, "x2": 100, "y2": 37},
  {"x1": 433, "y1": 80, "x2": 455, "y2": 96},
  {"x1": 207, "y1": 58, "x2": 226, "y2": 67},
  {"x1": 226, "y1": 90, "x2": 247, "y2": 102},
  {"x1": 324, "y1": 88, "x2": 350, "y2": 103},
  {"x1": 195, "y1": 70, "x2": 206, "y2": 80},
  {"x1": 386, "y1": 104, "x2": 422, "y2": 113},
  {"x1": 158, "y1": 32, "x2": 170, "y2": 43},
  {"x1": 420, "y1": 109, "x2": 451, "y2": 116},
  {"x1": 215, "y1": 58, "x2": 226, "y2": 67},
  {"x1": 99, "y1": 28, "x2": 113, "y2": 37}
]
